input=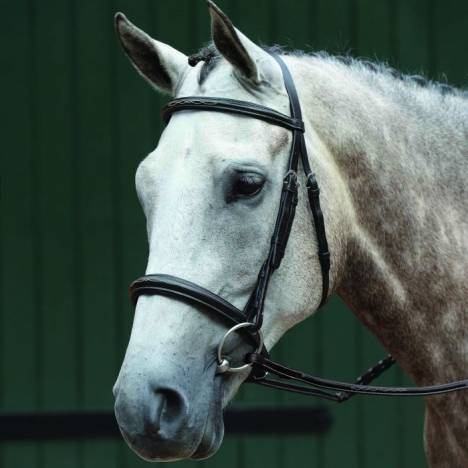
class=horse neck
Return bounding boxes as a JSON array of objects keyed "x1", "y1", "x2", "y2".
[{"x1": 290, "y1": 55, "x2": 468, "y2": 386}]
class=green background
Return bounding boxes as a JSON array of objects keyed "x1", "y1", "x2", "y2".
[{"x1": 1, "y1": 0, "x2": 466, "y2": 467}]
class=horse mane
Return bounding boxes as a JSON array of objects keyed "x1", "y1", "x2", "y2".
[{"x1": 189, "y1": 43, "x2": 468, "y2": 100}]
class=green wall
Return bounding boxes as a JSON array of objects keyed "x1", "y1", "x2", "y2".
[{"x1": 1, "y1": 0, "x2": 466, "y2": 467}]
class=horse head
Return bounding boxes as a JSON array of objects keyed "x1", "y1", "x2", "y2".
[{"x1": 112, "y1": 1, "x2": 338, "y2": 461}]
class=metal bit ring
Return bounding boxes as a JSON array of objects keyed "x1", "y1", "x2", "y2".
[{"x1": 216, "y1": 322, "x2": 264, "y2": 374}]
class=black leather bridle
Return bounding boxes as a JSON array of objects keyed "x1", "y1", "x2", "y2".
[{"x1": 129, "y1": 54, "x2": 468, "y2": 402}]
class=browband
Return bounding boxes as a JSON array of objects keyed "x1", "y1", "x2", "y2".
[{"x1": 162, "y1": 97, "x2": 305, "y2": 132}]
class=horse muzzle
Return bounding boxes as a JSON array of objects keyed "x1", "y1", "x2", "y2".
[{"x1": 114, "y1": 373, "x2": 223, "y2": 461}]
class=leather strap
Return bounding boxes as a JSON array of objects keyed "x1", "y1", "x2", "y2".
[
  {"x1": 131, "y1": 275, "x2": 251, "y2": 336},
  {"x1": 129, "y1": 274, "x2": 266, "y2": 353},
  {"x1": 271, "y1": 54, "x2": 330, "y2": 306},
  {"x1": 242, "y1": 53, "x2": 327, "y2": 328},
  {"x1": 248, "y1": 353, "x2": 468, "y2": 399},
  {"x1": 305, "y1": 172, "x2": 330, "y2": 307},
  {"x1": 162, "y1": 97, "x2": 304, "y2": 132}
]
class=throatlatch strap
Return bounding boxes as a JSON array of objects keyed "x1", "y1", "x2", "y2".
[{"x1": 305, "y1": 172, "x2": 330, "y2": 307}]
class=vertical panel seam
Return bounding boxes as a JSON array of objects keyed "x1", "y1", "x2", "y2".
[
  {"x1": 28, "y1": 0, "x2": 43, "y2": 466},
  {"x1": 70, "y1": 0, "x2": 84, "y2": 465},
  {"x1": 427, "y1": 0, "x2": 437, "y2": 78}
]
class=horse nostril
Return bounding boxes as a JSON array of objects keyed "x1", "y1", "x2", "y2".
[
  {"x1": 145, "y1": 387, "x2": 188, "y2": 435},
  {"x1": 159, "y1": 388, "x2": 187, "y2": 422}
]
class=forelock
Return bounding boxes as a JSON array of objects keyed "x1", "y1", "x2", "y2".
[{"x1": 188, "y1": 43, "x2": 222, "y2": 85}]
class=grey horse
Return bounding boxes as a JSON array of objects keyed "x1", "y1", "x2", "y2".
[{"x1": 112, "y1": 2, "x2": 468, "y2": 466}]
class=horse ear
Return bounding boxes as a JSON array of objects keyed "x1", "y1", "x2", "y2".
[
  {"x1": 207, "y1": 1, "x2": 279, "y2": 86},
  {"x1": 114, "y1": 12, "x2": 188, "y2": 95}
]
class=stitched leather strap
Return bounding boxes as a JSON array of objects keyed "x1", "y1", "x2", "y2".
[
  {"x1": 243, "y1": 54, "x2": 327, "y2": 328},
  {"x1": 162, "y1": 97, "x2": 305, "y2": 132},
  {"x1": 271, "y1": 54, "x2": 330, "y2": 307},
  {"x1": 130, "y1": 274, "x2": 245, "y2": 324},
  {"x1": 129, "y1": 274, "x2": 266, "y2": 351},
  {"x1": 305, "y1": 172, "x2": 330, "y2": 307},
  {"x1": 248, "y1": 353, "x2": 468, "y2": 399}
]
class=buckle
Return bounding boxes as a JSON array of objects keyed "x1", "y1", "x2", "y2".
[{"x1": 306, "y1": 173, "x2": 320, "y2": 195}]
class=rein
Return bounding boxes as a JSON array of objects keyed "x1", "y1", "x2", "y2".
[{"x1": 129, "y1": 54, "x2": 468, "y2": 401}]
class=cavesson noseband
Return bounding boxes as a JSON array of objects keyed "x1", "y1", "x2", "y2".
[{"x1": 129, "y1": 54, "x2": 468, "y2": 402}]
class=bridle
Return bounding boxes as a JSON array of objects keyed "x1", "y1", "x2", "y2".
[{"x1": 129, "y1": 54, "x2": 468, "y2": 402}]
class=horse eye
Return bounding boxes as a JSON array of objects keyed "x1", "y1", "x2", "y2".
[{"x1": 232, "y1": 173, "x2": 265, "y2": 198}]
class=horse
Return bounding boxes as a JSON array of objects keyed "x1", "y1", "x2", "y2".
[{"x1": 112, "y1": 2, "x2": 468, "y2": 466}]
